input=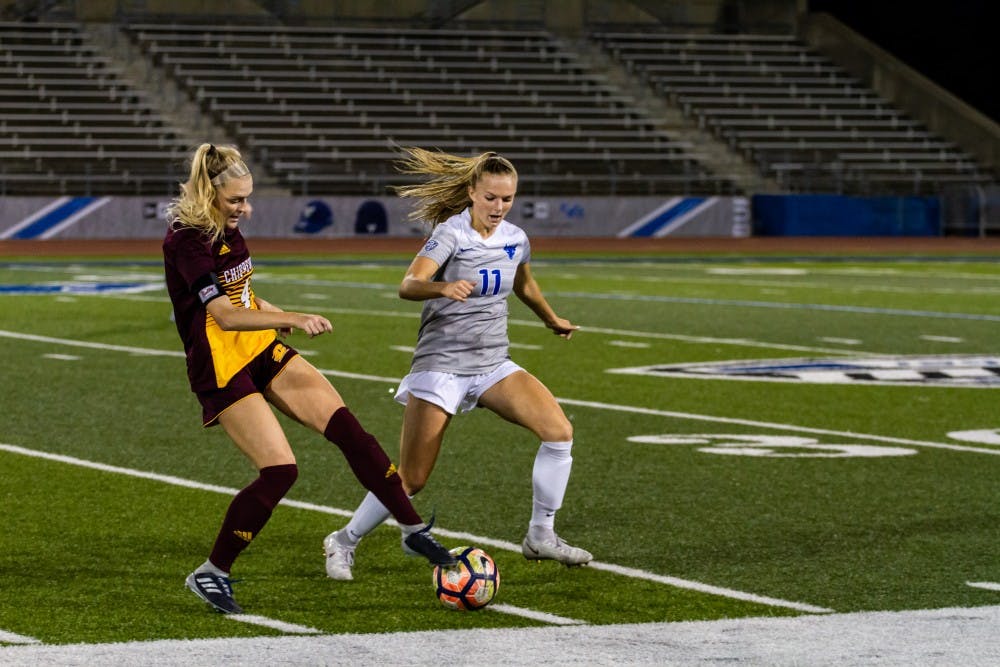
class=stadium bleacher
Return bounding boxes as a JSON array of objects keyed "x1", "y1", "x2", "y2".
[
  {"x1": 122, "y1": 23, "x2": 733, "y2": 196},
  {"x1": 0, "y1": 11, "x2": 993, "y2": 200},
  {"x1": 589, "y1": 30, "x2": 994, "y2": 195},
  {"x1": 0, "y1": 21, "x2": 188, "y2": 195}
]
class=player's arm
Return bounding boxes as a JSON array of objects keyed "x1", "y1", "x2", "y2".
[
  {"x1": 255, "y1": 296, "x2": 293, "y2": 336},
  {"x1": 399, "y1": 255, "x2": 476, "y2": 302},
  {"x1": 513, "y1": 262, "x2": 578, "y2": 339},
  {"x1": 206, "y1": 296, "x2": 331, "y2": 337},
  {"x1": 193, "y1": 274, "x2": 332, "y2": 337},
  {"x1": 254, "y1": 296, "x2": 281, "y2": 312}
]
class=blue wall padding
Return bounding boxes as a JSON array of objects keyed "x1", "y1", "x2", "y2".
[{"x1": 752, "y1": 195, "x2": 940, "y2": 236}]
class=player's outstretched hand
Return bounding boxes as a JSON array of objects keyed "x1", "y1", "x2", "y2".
[
  {"x1": 549, "y1": 317, "x2": 579, "y2": 340},
  {"x1": 296, "y1": 313, "x2": 333, "y2": 337}
]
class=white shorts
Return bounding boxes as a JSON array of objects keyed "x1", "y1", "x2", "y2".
[{"x1": 394, "y1": 360, "x2": 523, "y2": 415}]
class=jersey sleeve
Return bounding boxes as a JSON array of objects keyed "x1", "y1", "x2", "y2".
[
  {"x1": 417, "y1": 224, "x2": 458, "y2": 267},
  {"x1": 172, "y1": 230, "x2": 218, "y2": 291},
  {"x1": 521, "y1": 234, "x2": 532, "y2": 265}
]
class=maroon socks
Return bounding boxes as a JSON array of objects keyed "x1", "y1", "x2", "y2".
[
  {"x1": 323, "y1": 407, "x2": 421, "y2": 526},
  {"x1": 208, "y1": 463, "x2": 298, "y2": 572}
]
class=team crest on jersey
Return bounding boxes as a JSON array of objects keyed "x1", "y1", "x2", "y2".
[
  {"x1": 504, "y1": 244, "x2": 517, "y2": 259},
  {"x1": 272, "y1": 342, "x2": 290, "y2": 362},
  {"x1": 423, "y1": 239, "x2": 438, "y2": 252},
  {"x1": 218, "y1": 243, "x2": 231, "y2": 255},
  {"x1": 608, "y1": 354, "x2": 1000, "y2": 387}
]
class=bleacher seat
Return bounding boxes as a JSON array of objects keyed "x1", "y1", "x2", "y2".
[
  {"x1": 125, "y1": 23, "x2": 734, "y2": 196},
  {"x1": 591, "y1": 30, "x2": 993, "y2": 195},
  {"x1": 0, "y1": 21, "x2": 188, "y2": 195}
]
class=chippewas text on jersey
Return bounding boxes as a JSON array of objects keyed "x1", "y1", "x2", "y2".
[{"x1": 206, "y1": 254, "x2": 276, "y2": 388}]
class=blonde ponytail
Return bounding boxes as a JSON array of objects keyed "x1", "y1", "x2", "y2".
[
  {"x1": 166, "y1": 143, "x2": 251, "y2": 242},
  {"x1": 392, "y1": 147, "x2": 517, "y2": 227}
]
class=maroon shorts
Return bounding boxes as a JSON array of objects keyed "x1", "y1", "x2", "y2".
[{"x1": 196, "y1": 339, "x2": 299, "y2": 426}]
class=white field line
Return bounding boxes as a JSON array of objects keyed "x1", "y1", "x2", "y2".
[
  {"x1": 3, "y1": 328, "x2": 999, "y2": 615},
  {"x1": 3, "y1": 604, "x2": 998, "y2": 665},
  {"x1": 93, "y1": 294, "x2": 870, "y2": 357},
  {"x1": 0, "y1": 329, "x2": 184, "y2": 357},
  {"x1": 0, "y1": 629, "x2": 41, "y2": 645},
  {"x1": 555, "y1": 398, "x2": 1000, "y2": 457},
  {"x1": 227, "y1": 615, "x2": 322, "y2": 635},
  {"x1": 588, "y1": 561, "x2": 833, "y2": 613},
  {"x1": 489, "y1": 603, "x2": 585, "y2": 625},
  {"x1": 4, "y1": 327, "x2": 993, "y2": 457},
  {"x1": 0, "y1": 442, "x2": 829, "y2": 615},
  {"x1": 967, "y1": 581, "x2": 1000, "y2": 592}
]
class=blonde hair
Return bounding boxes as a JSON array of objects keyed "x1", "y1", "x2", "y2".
[
  {"x1": 392, "y1": 147, "x2": 517, "y2": 227},
  {"x1": 166, "y1": 143, "x2": 251, "y2": 242}
]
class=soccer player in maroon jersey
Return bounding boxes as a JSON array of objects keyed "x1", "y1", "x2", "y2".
[{"x1": 163, "y1": 143, "x2": 454, "y2": 614}]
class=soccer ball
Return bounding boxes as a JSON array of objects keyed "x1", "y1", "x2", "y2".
[{"x1": 433, "y1": 546, "x2": 500, "y2": 611}]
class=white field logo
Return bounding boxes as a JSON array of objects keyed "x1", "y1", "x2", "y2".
[
  {"x1": 628, "y1": 434, "x2": 917, "y2": 458},
  {"x1": 609, "y1": 354, "x2": 1000, "y2": 387}
]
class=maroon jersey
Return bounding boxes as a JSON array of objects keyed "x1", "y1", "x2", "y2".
[{"x1": 163, "y1": 224, "x2": 275, "y2": 391}]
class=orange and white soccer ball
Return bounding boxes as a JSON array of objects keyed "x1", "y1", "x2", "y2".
[{"x1": 433, "y1": 546, "x2": 500, "y2": 611}]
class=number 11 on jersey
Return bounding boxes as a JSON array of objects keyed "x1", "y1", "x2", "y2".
[{"x1": 478, "y1": 268, "x2": 501, "y2": 296}]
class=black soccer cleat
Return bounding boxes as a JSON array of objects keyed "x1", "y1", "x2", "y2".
[
  {"x1": 185, "y1": 571, "x2": 243, "y2": 614},
  {"x1": 402, "y1": 518, "x2": 458, "y2": 568}
]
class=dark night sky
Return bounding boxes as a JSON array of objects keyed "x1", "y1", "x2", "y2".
[{"x1": 807, "y1": 0, "x2": 997, "y2": 123}]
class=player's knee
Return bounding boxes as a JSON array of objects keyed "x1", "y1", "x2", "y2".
[
  {"x1": 262, "y1": 462, "x2": 298, "y2": 493},
  {"x1": 253, "y1": 463, "x2": 298, "y2": 509},
  {"x1": 399, "y1": 469, "x2": 428, "y2": 496},
  {"x1": 540, "y1": 418, "x2": 573, "y2": 444}
]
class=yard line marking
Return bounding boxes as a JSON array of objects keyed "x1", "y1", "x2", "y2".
[
  {"x1": 548, "y1": 291, "x2": 1000, "y2": 323},
  {"x1": 3, "y1": 328, "x2": 999, "y2": 455},
  {"x1": 512, "y1": 320, "x2": 867, "y2": 356},
  {"x1": 589, "y1": 562, "x2": 831, "y2": 613},
  {"x1": 0, "y1": 443, "x2": 355, "y2": 519},
  {"x1": 0, "y1": 330, "x2": 184, "y2": 357},
  {"x1": 967, "y1": 582, "x2": 1000, "y2": 592},
  {"x1": 609, "y1": 340, "x2": 651, "y2": 348},
  {"x1": 819, "y1": 337, "x2": 862, "y2": 345},
  {"x1": 489, "y1": 604, "x2": 586, "y2": 625},
  {"x1": 227, "y1": 615, "x2": 322, "y2": 634},
  {"x1": 455, "y1": 509, "x2": 832, "y2": 613},
  {"x1": 99, "y1": 294, "x2": 869, "y2": 356},
  {"x1": 556, "y1": 398, "x2": 1000, "y2": 456},
  {"x1": 0, "y1": 629, "x2": 41, "y2": 645},
  {"x1": 2, "y1": 329, "x2": 998, "y2": 457},
  {"x1": 0, "y1": 443, "x2": 829, "y2": 614},
  {"x1": 921, "y1": 335, "x2": 964, "y2": 343}
]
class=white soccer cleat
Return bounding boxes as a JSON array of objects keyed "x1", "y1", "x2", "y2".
[
  {"x1": 323, "y1": 531, "x2": 355, "y2": 581},
  {"x1": 522, "y1": 532, "x2": 593, "y2": 566}
]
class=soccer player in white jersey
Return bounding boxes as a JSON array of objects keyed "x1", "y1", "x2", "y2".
[{"x1": 324, "y1": 147, "x2": 592, "y2": 580}]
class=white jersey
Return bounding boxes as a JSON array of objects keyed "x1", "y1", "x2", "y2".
[{"x1": 410, "y1": 208, "x2": 531, "y2": 374}]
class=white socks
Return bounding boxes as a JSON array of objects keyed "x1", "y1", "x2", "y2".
[
  {"x1": 196, "y1": 559, "x2": 228, "y2": 577},
  {"x1": 530, "y1": 440, "x2": 573, "y2": 531},
  {"x1": 340, "y1": 491, "x2": 395, "y2": 547},
  {"x1": 339, "y1": 439, "x2": 574, "y2": 545}
]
